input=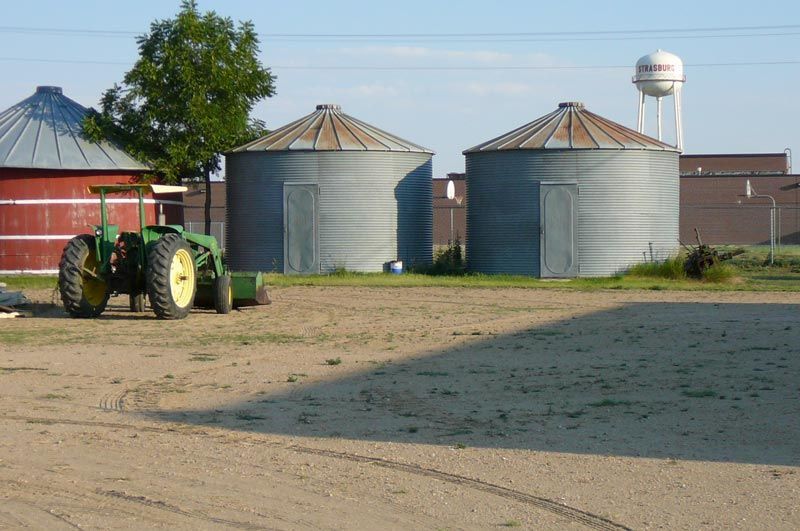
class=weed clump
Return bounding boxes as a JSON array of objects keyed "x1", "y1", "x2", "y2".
[
  {"x1": 415, "y1": 238, "x2": 465, "y2": 276},
  {"x1": 626, "y1": 256, "x2": 686, "y2": 280},
  {"x1": 701, "y1": 263, "x2": 737, "y2": 283}
]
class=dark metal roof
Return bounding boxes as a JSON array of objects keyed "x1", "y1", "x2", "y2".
[
  {"x1": 230, "y1": 104, "x2": 434, "y2": 154},
  {"x1": 0, "y1": 86, "x2": 149, "y2": 171},
  {"x1": 464, "y1": 101, "x2": 679, "y2": 154}
]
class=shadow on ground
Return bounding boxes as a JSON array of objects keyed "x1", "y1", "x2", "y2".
[{"x1": 145, "y1": 301, "x2": 800, "y2": 466}]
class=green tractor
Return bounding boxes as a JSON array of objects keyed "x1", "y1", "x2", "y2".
[{"x1": 58, "y1": 184, "x2": 268, "y2": 319}]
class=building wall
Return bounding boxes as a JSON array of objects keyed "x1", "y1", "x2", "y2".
[
  {"x1": 680, "y1": 174, "x2": 800, "y2": 245},
  {"x1": 680, "y1": 153, "x2": 789, "y2": 174},
  {"x1": 181, "y1": 181, "x2": 227, "y2": 223},
  {"x1": 181, "y1": 181, "x2": 227, "y2": 248},
  {"x1": 0, "y1": 168, "x2": 182, "y2": 273},
  {"x1": 432, "y1": 174, "x2": 466, "y2": 247}
]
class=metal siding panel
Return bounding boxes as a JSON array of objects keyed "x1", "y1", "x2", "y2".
[
  {"x1": 0, "y1": 168, "x2": 162, "y2": 271},
  {"x1": 231, "y1": 105, "x2": 433, "y2": 154},
  {"x1": 0, "y1": 87, "x2": 148, "y2": 171},
  {"x1": 466, "y1": 152, "x2": 541, "y2": 276},
  {"x1": 466, "y1": 150, "x2": 679, "y2": 277},
  {"x1": 225, "y1": 151, "x2": 432, "y2": 273},
  {"x1": 465, "y1": 103, "x2": 678, "y2": 154},
  {"x1": 576, "y1": 151, "x2": 679, "y2": 276}
]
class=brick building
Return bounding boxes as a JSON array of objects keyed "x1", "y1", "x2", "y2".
[
  {"x1": 181, "y1": 181, "x2": 227, "y2": 249},
  {"x1": 680, "y1": 152, "x2": 799, "y2": 245},
  {"x1": 432, "y1": 173, "x2": 466, "y2": 247}
]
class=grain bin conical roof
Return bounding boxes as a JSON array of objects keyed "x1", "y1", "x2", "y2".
[
  {"x1": 464, "y1": 101, "x2": 678, "y2": 153},
  {"x1": 231, "y1": 104, "x2": 433, "y2": 153},
  {"x1": 0, "y1": 86, "x2": 149, "y2": 171}
]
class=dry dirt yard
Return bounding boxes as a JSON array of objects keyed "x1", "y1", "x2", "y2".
[{"x1": 1, "y1": 285, "x2": 798, "y2": 530}]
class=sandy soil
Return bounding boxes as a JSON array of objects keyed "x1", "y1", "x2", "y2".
[{"x1": 1, "y1": 285, "x2": 799, "y2": 530}]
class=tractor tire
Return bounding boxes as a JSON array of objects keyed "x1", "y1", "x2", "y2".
[
  {"x1": 129, "y1": 292, "x2": 146, "y2": 313},
  {"x1": 214, "y1": 273, "x2": 233, "y2": 314},
  {"x1": 146, "y1": 234, "x2": 197, "y2": 320},
  {"x1": 58, "y1": 234, "x2": 109, "y2": 318}
]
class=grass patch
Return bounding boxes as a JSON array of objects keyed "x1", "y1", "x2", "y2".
[
  {"x1": 235, "y1": 412, "x2": 266, "y2": 421},
  {"x1": 626, "y1": 256, "x2": 686, "y2": 279},
  {"x1": 588, "y1": 399, "x2": 634, "y2": 408},
  {"x1": 501, "y1": 520, "x2": 522, "y2": 528},
  {"x1": 0, "y1": 275, "x2": 57, "y2": 290},
  {"x1": 189, "y1": 355, "x2": 219, "y2": 362},
  {"x1": 200, "y1": 332, "x2": 303, "y2": 345},
  {"x1": 325, "y1": 357, "x2": 342, "y2": 366},
  {"x1": 682, "y1": 389, "x2": 717, "y2": 398},
  {"x1": 702, "y1": 263, "x2": 737, "y2": 283},
  {"x1": 0, "y1": 366, "x2": 46, "y2": 373},
  {"x1": 262, "y1": 268, "x2": 800, "y2": 292},
  {"x1": 41, "y1": 393, "x2": 69, "y2": 400},
  {"x1": 416, "y1": 371, "x2": 449, "y2": 377}
]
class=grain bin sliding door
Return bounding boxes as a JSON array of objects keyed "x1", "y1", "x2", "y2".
[
  {"x1": 283, "y1": 183, "x2": 320, "y2": 275},
  {"x1": 539, "y1": 182, "x2": 579, "y2": 278}
]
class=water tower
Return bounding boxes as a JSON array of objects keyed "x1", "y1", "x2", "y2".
[{"x1": 633, "y1": 50, "x2": 685, "y2": 151}]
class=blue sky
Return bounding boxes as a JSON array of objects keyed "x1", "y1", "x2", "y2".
[{"x1": 1, "y1": 0, "x2": 798, "y2": 174}]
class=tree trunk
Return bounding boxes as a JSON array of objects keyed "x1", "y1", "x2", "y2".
[{"x1": 204, "y1": 167, "x2": 212, "y2": 236}]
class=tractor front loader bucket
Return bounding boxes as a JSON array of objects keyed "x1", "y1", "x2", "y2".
[{"x1": 231, "y1": 272, "x2": 271, "y2": 307}]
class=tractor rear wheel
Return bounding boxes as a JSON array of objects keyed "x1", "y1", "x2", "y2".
[
  {"x1": 214, "y1": 273, "x2": 233, "y2": 314},
  {"x1": 147, "y1": 234, "x2": 196, "y2": 320},
  {"x1": 58, "y1": 235, "x2": 109, "y2": 318}
]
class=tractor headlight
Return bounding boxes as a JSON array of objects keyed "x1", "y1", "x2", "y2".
[{"x1": 95, "y1": 228, "x2": 103, "y2": 237}]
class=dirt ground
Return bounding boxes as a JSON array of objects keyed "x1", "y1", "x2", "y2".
[{"x1": 1, "y1": 285, "x2": 799, "y2": 530}]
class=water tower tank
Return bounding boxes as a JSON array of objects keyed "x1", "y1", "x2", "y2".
[
  {"x1": 633, "y1": 50, "x2": 685, "y2": 97},
  {"x1": 633, "y1": 50, "x2": 686, "y2": 150}
]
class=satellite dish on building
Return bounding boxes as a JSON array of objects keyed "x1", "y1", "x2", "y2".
[{"x1": 446, "y1": 180, "x2": 455, "y2": 200}]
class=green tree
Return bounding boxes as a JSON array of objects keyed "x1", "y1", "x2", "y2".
[{"x1": 84, "y1": 0, "x2": 276, "y2": 234}]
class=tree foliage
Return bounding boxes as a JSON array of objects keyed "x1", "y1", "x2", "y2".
[{"x1": 84, "y1": 0, "x2": 276, "y2": 183}]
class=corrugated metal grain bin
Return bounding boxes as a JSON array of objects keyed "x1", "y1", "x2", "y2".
[
  {"x1": 0, "y1": 86, "x2": 163, "y2": 274},
  {"x1": 225, "y1": 104, "x2": 433, "y2": 274},
  {"x1": 464, "y1": 102, "x2": 680, "y2": 277}
]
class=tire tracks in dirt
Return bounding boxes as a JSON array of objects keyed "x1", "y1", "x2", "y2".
[
  {"x1": 1, "y1": 413, "x2": 631, "y2": 530},
  {"x1": 98, "y1": 390, "x2": 128, "y2": 412},
  {"x1": 2, "y1": 477, "x2": 272, "y2": 530}
]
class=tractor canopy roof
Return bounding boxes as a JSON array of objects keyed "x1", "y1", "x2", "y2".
[{"x1": 86, "y1": 184, "x2": 188, "y2": 195}]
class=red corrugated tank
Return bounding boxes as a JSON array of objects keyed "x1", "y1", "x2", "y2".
[{"x1": 0, "y1": 86, "x2": 181, "y2": 273}]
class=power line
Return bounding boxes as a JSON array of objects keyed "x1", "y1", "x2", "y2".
[
  {"x1": 0, "y1": 56, "x2": 797, "y2": 70},
  {"x1": 0, "y1": 23, "x2": 799, "y2": 42}
]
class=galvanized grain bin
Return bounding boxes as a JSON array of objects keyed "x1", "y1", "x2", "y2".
[
  {"x1": 464, "y1": 102, "x2": 680, "y2": 277},
  {"x1": 226, "y1": 104, "x2": 433, "y2": 274}
]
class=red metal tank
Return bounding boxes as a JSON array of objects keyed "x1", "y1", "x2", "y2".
[
  {"x1": 0, "y1": 86, "x2": 182, "y2": 273},
  {"x1": 0, "y1": 169, "x2": 183, "y2": 273}
]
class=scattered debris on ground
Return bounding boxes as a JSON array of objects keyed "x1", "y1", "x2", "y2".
[
  {"x1": 682, "y1": 228, "x2": 744, "y2": 278},
  {"x1": 0, "y1": 282, "x2": 29, "y2": 317}
]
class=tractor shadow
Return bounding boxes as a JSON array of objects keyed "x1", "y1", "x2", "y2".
[
  {"x1": 145, "y1": 301, "x2": 800, "y2": 466},
  {"x1": 23, "y1": 297, "x2": 228, "y2": 320}
]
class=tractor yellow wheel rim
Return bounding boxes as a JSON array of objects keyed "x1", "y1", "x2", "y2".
[
  {"x1": 82, "y1": 251, "x2": 106, "y2": 306},
  {"x1": 227, "y1": 285, "x2": 233, "y2": 307},
  {"x1": 170, "y1": 248, "x2": 195, "y2": 308}
]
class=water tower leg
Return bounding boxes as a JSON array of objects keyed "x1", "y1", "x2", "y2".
[
  {"x1": 656, "y1": 97, "x2": 663, "y2": 141},
  {"x1": 674, "y1": 86, "x2": 683, "y2": 151},
  {"x1": 637, "y1": 91, "x2": 646, "y2": 133}
]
